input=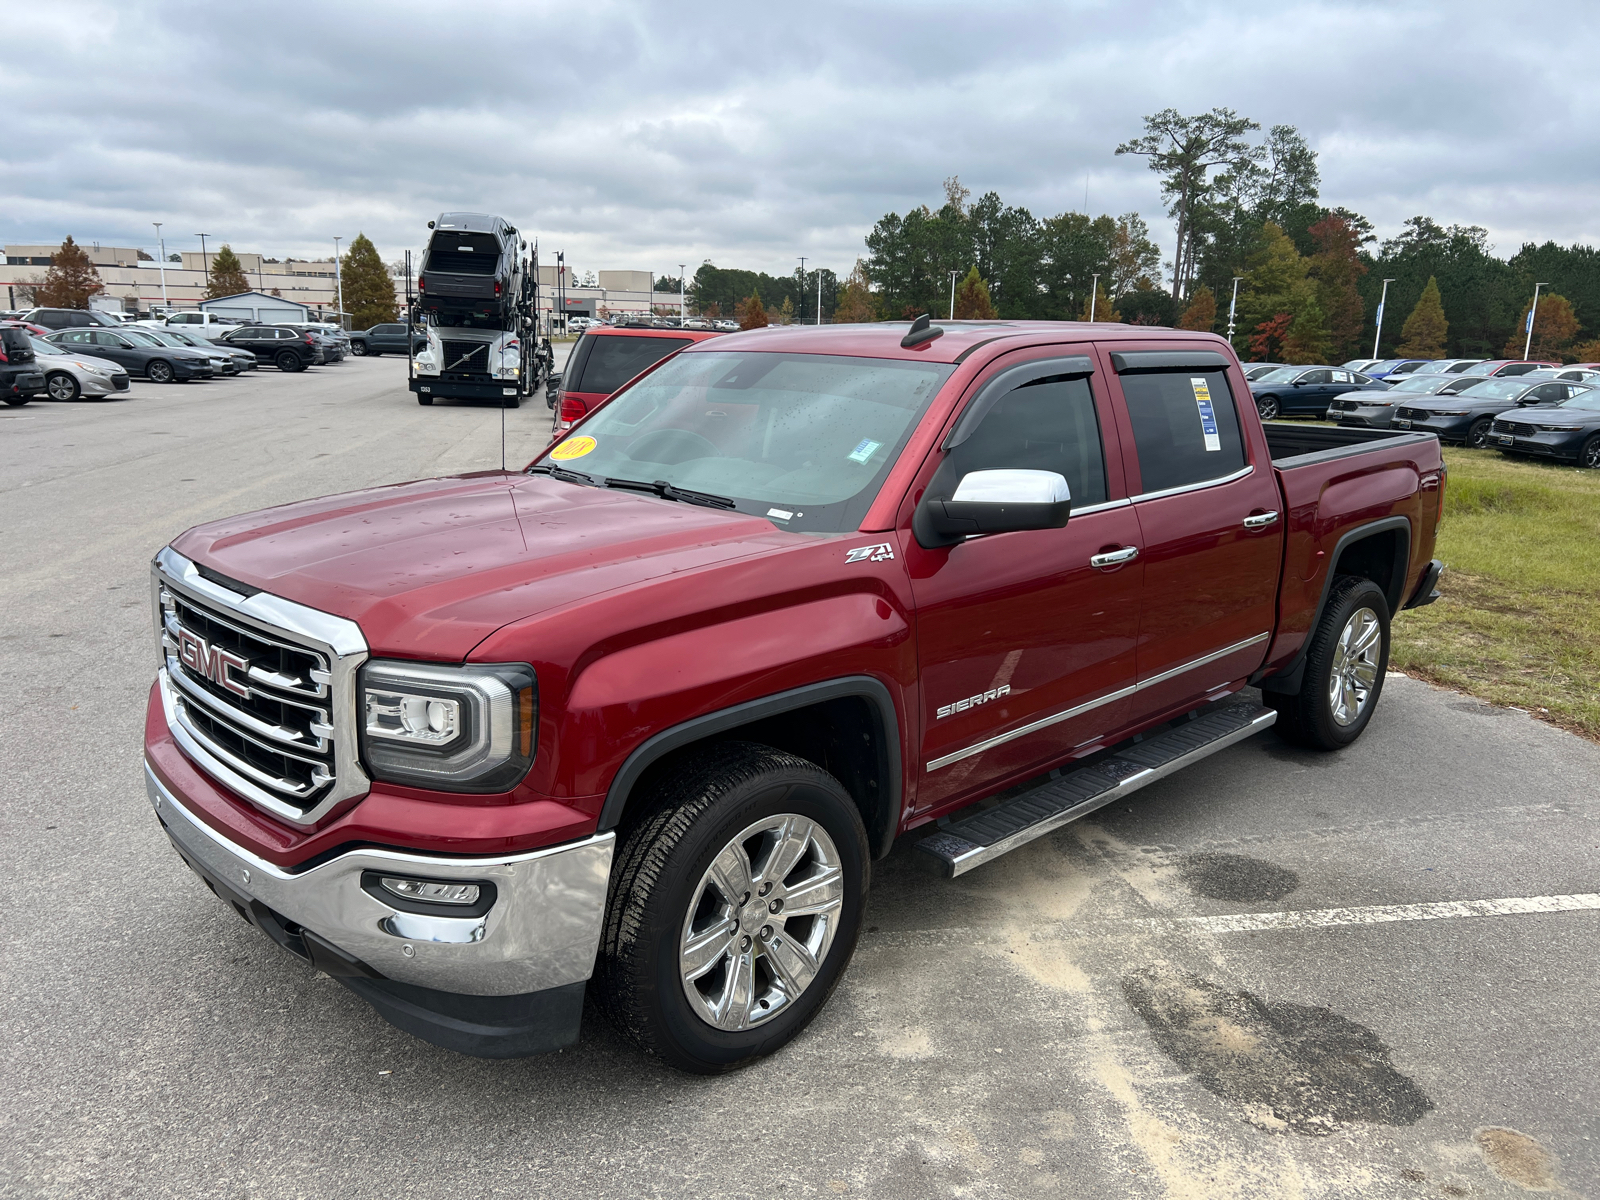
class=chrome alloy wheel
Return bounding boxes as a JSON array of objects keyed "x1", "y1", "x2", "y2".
[
  {"x1": 1329, "y1": 606, "x2": 1382, "y2": 726},
  {"x1": 679, "y1": 813, "x2": 844, "y2": 1031}
]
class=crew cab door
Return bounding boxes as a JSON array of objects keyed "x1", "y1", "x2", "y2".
[
  {"x1": 904, "y1": 351, "x2": 1143, "y2": 815},
  {"x1": 1107, "y1": 349, "x2": 1283, "y2": 714}
]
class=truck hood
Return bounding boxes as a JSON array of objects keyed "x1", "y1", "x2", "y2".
[{"x1": 171, "y1": 472, "x2": 791, "y2": 660}]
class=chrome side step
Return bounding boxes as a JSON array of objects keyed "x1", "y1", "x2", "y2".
[{"x1": 915, "y1": 702, "x2": 1277, "y2": 878}]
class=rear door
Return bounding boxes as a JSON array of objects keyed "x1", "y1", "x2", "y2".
[
  {"x1": 1107, "y1": 348, "x2": 1283, "y2": 716},
  {"x1": 906, "y1": 350, "x2": 1143, "y2": 814}
]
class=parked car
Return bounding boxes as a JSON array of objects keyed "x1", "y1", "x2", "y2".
[
  {"x1": 1491, "y1": 388, "x2": 1600, "y2": 468},
  {"x1": 347, "y1": 322, "x2": 426, "y2": 356},
  {"x1": 0, "y1": 327, "x2": 47, "y2": 405},
  {"x1": 1329, "y1": 371, "x2": 1482, "y2": 428},
  {"x1": 1248, "y1": 365, "x2": 1389, "y2": 419},
  {"x1": 1455, "y1": 359, "x2": 1558, "y2": 379},
  {"x1": 22, "y1": 307, "x2": 122, "y2": 331},
  {"x1": 713, "y1": 319, "x2": 740, "y2": 331},
  {"x1": 136, "y1": 327, "x2": 241, "y2": 376},
  {"x1": 164, "y1": 312, "x2": 243, "y2": 334},
  {"x1": 0, "y1": 318, "x2": 52, "y2": 336},
  {"x1": 27, "y1": 335, "x2": 131, "y2": 400},
  {"x1": 144, "y1": 322, "x2": 1443, "y2": 1068},
  {"x1": 46, "y1": 327, "x2": 215, "y2": 382},
  {"x1": 217, "y1": 324, "x2": 322, "y2": 371},
  {"x1": 551, "y1": 323, "x2": 723, "y2": 430},
  {"x1": 1416, "y1": 358, "x2": 1485, "y2": 374},
  {"x1": 1361, "y1": 358, "x2": 1434, "y2": 379},
  {"x1": 1339, "y1": 359, "x2": 1381, "y2": 373},
  {"x1": 281, "y1": 323, "x2": 346, "y2": 362},
  {"x1": 682, "y1": 318, "x2": 712, "y2": 331},
  {"x1": 157, "y1": 327, "x2": 258, "y2": 372},
  {"x1": 1242, "y1": 362, "x2": 1288, "y2": 381},
  {"x1": 1512, "y1": 367, "x2": 1600, "y2": 384},
  {"x1": 1392, "y1": 377, "x2": 1592, "y2": 446}
]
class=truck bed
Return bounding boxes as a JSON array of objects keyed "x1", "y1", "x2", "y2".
[{"x1": 1263, "y1": 421, "x2": 1439, "y2": 468}]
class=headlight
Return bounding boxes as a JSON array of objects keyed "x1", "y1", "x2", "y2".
[
  {"x1": 359, "y1": 661, "x2": 536, "y2": 792},
  {"x1": 1537, "y1": 424, "x2": 1584, "y2": 432},
  {"x1": 1428, "y1": 410, "x2": 1469, "y2": 416}
]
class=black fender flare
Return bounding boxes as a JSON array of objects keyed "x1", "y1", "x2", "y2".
[
  {"x1": 1256, "y1": 515, "x2": 1411, "y2": 694},
  {"x1": 597, "y1": 675, "x2": 903, "y2": 859}
]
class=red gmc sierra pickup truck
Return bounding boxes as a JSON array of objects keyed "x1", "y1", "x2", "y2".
[{"x1": 145, "y1": 319, "x2": 1444, "y2": 1073}]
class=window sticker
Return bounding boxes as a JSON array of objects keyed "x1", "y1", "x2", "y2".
[
  {"x1": 847, "y1": 438, "x2": 882, "y2": 464},
  {"x1": 766, "y1": 507, "x2": 794, "y2": 521},
  {"x1": 1190, "y1": 378, "x2": 1222, "y2": 452},
  {"x1": 550, "y1": 435, "x2": 597, "y2": 461}
]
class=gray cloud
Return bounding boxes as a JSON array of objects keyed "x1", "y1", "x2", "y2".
[{"x1": 3, "y1": 0, "x2": 1597, "y2": 277}]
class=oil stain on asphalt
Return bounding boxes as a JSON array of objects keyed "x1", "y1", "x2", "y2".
[
  {"x1": 1177, "y1": 852, "x2": 1300, "y2": 903},
  {"x1": 1120, "y1": 965, "x2": 1433, "y2": 1136}
]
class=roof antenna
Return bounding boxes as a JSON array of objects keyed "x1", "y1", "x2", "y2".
[{"x1": 901, "y1": 313, "x2": 944, "y2": 349}]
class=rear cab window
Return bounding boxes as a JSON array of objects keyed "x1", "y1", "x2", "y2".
[
  {"x1": 567, "y1": 332, "x2": 695, "y2": 396},
  {"x1": 1117, "y1": 361, "x2": 1248, "y2": 495}
]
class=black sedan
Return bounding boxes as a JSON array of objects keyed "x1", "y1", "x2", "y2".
[
  {"x1": 1249, "y1": 365, "x2": 1390, "y2": 419},
  {"x1": 1392, "y1": 378, "x2": 1591, "y2": 447},
  {"x1": 1242, "y1": 361, "x2": 1286, "y2": 381},
  {"x1": 1490, "y1": 390, "x2": 1600, "y2": 468},
  {"x1": 348, "y1": 322, "x2": 426, "y2": 356},
  {"x1": 1330, "y1": 372, "x2": 1478, "y2": 429},
  {"x1": 158, "y1": 326, "x2": 258, "y2": 373},
  {"x1": 47, "y1": 327, "x2": 214, "y2": 382}
]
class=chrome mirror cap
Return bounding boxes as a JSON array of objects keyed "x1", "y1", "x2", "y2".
[{"x1": 951, "y1": 469, "x2": 1070, "y2": 505}]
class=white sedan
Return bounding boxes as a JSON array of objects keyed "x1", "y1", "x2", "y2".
[{"x1": 29, "y1": 335, "x2": 131, "y2": 400}]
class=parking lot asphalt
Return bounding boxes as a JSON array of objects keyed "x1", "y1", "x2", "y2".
[{"x1": 2, "y1": 357, "x2": 1597, "y2": 1199}]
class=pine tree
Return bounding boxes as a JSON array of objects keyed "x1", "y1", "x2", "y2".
[
  {"x1": 952, "y1": 266, "x2": 998, "y2": 319},
  {"x1": 1177, "y1": 285, "x2": 1217, "y2": 331},
  {"x1": 1396, "y1": 276, "x2": 1448, "y2": 358},
  {"x1": 1078, "y1": 282, "x2": 1121, "y2": 323},
  {"x1": 1307, "y1": 215, "x2": 1366, "y2": 360},
  {"x1": 1504, "y1": 293, "x2": 1580, "y2": 361},
  {"x1": 1234, "y1": 222, "x2": 1326, "y2": 362},
  {"x1": 340, "y1": 233, "x2": 398, "y2": 328},
  {"x1": 835, "y1": 260, "x2": 878, "y2": 323},
  {"x1": 777, "y1": 296, "x2": 795, "y2": 325},
  {"x1": 736, "y1": 291, "x2": 768, "y2": 330},
  {"x1": 204, "y1": 245, "x2": 251, "y2": 299},
  {"x1": 34, "y1": 236, "x2": 105, "y2": 309}
]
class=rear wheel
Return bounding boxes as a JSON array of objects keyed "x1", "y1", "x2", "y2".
[
  {"x1": 1256, "y1": 394, "x2": 1281, "y2": 420},
  {"x1": 1267, "y1": 575, "x2": 1391, "y2": 750},
  {"x1": 147, "y1": 360, "x2": 175, "y2": 384},
  {"x1": 596, "y1": 742, "x2": 868, "y2": 1074},
  {"x1": 46, "y1": 372, "x2": 80, "y2": 401},
  {"x1": 1466, "y1": 417, "x2": 1493, "y2": 448},
  {"x1": 275, "y1": 352, "x2": 300, "y2": 373},
  {"x1": 1580, "y1": 435, "x2": 1600, "y2": 469}
]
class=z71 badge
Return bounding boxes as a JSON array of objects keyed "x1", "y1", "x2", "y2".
[
  {"x1": 937, "y1": 685, "x2": 1010, "y2": 719},
  {"x1": 845, "y1": 542, "x2": 895, "y2": 564}
]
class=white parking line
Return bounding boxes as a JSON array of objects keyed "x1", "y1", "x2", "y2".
[{"x1": 1139, "y1": 893, "x2": 1600, "y2": 935}]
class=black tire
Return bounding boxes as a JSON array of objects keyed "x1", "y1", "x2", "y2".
[
  {"x1": 1579, "y1": 434, "x2": 1600, "y2": 469},
  {"x1": 1256, "y1": 394, "x2": 1281, "y2": 420},
  {"x1": 1267, "y1": 575, "x2": 1391, "y2": 750},
  {"x1": 417, "y1": 393, "x2": 433, "y2": 406},
  {"x1": 147, "y1": 359, "x2": 175, "y2": 384},
  {"x1": 501, "y1": 391, "x2": 521, "y2": 409},
  {"x1": 1466, "y1": 417, "x2": 1493, "y2": 449},
  {"x1": 275, "y1": 352, "x2": 301, "y2": 373},
  {"x1": 3, "y1": 395, "x2": 28, "y2": 407},
  {"x1": 350, "y1": 341, "x2": 368, "y2": 356},
  {"x1": 596, "y1": 742, "x2": 869, "y2": 1074},
  {"x1": 46, "y1": 371, "x2": 80, "y2": 401}
]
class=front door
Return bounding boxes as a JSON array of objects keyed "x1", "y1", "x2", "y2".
[
  {"x1": 87, "y1": 331, "x2": 141, "y2": 371},
  {"x1": 905, "y1": 353, "x2": 1143, "y2": 815},
  {"x1": 1110, "y1": 354, "x2": 1284, "y2": 714}
]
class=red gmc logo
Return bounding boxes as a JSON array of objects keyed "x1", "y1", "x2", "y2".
[{"x1": 177, "y1": 628, "x2": 250, "y2": 698}]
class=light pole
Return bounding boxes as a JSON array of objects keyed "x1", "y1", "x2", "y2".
[
  {"x1": 817, "y1": 269, "x2": 823, "y2": 325},
  {"x1": 556, "y1": 251, "x2": 564, "y2": 332},
  {"x1": 1371, "y1": 278, "x2": 1397, "y2": 359},
  {"x1": 1089, "y1": 273, "x2": 1100, "y2": 322},
  {"x1": 332, "y1": 237, "x2": 344, "y2": 327},
  {"x1": 196, "y1": 233, "x2": 212, "y2": 289},
  {"x1": 1227, "y1": 276, "x2": 1242, "y2": 340},
  {"x1": 153, "y1": 222, "x2": 168, "y2": 309},
  {"x1": 797, "y1": 256, "x2": 806, "y2": 324},
  {"x1": 679, "y1": 262, "x2": 686, "y2": 321},
  {"x1": 1522, "y1": 282, "x2": 1550, "y2": 360},
  {"x1": 949, "y1": 270, "x2": 958, "y2": 319}
]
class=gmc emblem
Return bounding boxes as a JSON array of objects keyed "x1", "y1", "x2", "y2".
[{"x1": 177, "y1": 627, "x2": 250, "y2": 698}]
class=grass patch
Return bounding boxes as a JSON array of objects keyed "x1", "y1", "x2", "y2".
[{"x1": 1390, "y1": 447, "x2": 1600, "y2": 739}]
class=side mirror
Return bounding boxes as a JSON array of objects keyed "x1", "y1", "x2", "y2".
[
  {"x1": 914, "y1": 470, "x2": 1071, "y2": 549},
  {"x1": 546, "y1": 372, "x2": 562, "y2": 394},
  {"x1": 1291, "y1": 380, "x2": 1305, "y2": 387}
]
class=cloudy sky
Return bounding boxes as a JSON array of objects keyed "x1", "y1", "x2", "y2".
[{"x1": 4, "y1": 1, "x2": 1597, "y2": 280}]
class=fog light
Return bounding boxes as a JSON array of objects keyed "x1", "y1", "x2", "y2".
[{"x1": 379, "y1": 877, "x2": 480, "y2": 906}]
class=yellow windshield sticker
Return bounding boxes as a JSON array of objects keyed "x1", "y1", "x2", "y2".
[{"x1": 550, "y1": 436, "x2": 597, "y2": 461}]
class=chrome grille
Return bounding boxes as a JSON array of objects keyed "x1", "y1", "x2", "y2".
[
  {"x1": 441, "y1": 340, "x2": 490, "y2": 373},
  {"x1": 153, "y1": 547, "x2": 369, "y2": 826},
  {"x1": 1494, "y1": 420, "x2": 1538, "y2": 437},
  {"x1": 1396, "y1": 407, "x2": 1426, "y2": 419}
]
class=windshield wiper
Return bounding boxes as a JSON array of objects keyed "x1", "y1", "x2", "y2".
[
  {"x1": 602, "y1": 477, "x2": 737, "y2": 509},
  {"x1": 527, "y1": 463, "x2": 597, "y2": 485}
]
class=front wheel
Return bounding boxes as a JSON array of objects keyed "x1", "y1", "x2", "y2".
[
  {"x1": 147, "y1": 360, "x2": 175, "y2": 384},
  {"x1": 596, "y1": 742, "x2": 869, "y2": 1074},
  {"x1": 350, "y1": 341, "x2": 368, "y2": 356},
  {"x1": 502, "y1": 392, "x2": 520, "y2": 409},
  {"x1": 1579, "y1": 434, "x2": 1600, "y2": 469},
  {"x1": 3, "y1": 395, "x2": 28, "y2": 407},
  {"x1": 46, "y1": 372, "x2": 80, "y2": 401},
  {"x1": 1267, "y1": 575, "x2": 1391, "y2": 750},
  {"x1": 1255, "y1": 394, "x2": 1281, "y2": 420},
  {"x1": 416, "y1": 393, "x2": 433, "y2": 405},
  {"x1": 1466, "y1": 417, "x2": 1493, "y2": 449}
]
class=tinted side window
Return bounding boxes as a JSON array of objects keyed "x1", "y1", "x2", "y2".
[
  {"x1": 575, "y1": 335, "x2": 693, "y2": 395},
  {"x1": 929, "y1": 374, "x2": 1108, "y2": 507},
  {"x1": 1122, "y1": 371, "x2": 1247, "y2": 494},
  {"x1": 1299, "y1": 369, "x2": 1331, "y2": 384}
]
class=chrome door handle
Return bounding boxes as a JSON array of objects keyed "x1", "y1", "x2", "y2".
[
  {"x1": 1090, "y1": 546, "x2": 1140, "y2": 568},
  {"x1": 1243, "y1": 511, "x2": 1280, "y2": 529}
]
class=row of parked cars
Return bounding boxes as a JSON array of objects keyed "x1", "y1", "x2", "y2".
[{"x1": 1239, "y1": 356, "x2": 1600, "y2": 468}]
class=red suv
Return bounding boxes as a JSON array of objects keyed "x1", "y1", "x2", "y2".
[{"x1": 552, "y1": 323, "x2": 721, "y2": 430}]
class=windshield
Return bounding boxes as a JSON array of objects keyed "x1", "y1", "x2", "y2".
[
  {"x1": 1457, "y1": 379, "x2": 1527, "y2": 400},
  {"x1": 1557, "y1": 388, "x2": 1600, "y2": 409},
  {"x1": 1391, "y1": 374, "x2": 1454, "y2": 393},
  {"x1": 141, "y1": 329, "x2": 190, "y2": 346},
  {"x1": 121, "y1": 329, "x2": 164, "y2": 347},
  {"x1": 1459, "y1": 361, "x2": 1503, "y2": 376},
  {"x1": 28, "y1": 336, "x2": 67, "y2": 355},
  {"x1": 1255, "y1": 368, "x2": 1300, "y2": 383},
  {"x1": 535, "y1": 350, "x2": 955, "y2": 533},
  {"x1": 1365, "y1": 360, "x2": 1400, "y2": 373}
]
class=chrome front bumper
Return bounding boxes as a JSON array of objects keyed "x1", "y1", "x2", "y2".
[{"x1": 146, "y1": 762, "x2": 613, "y2": 997}]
